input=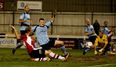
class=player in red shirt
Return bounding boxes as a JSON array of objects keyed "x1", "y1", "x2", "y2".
[{"x1": 10, "y1": 25, "x2": 50, "y2": 61}]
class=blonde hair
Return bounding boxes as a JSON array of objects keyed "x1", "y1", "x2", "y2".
[{"x1": 24, "y1": 4, "x2": 29, "y2": 9}]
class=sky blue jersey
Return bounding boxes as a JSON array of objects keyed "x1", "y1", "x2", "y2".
[
  {"x1": 85, "y1": 25, "x2": 96, "y2": 37},
  {"x1": 32, "y1": 21, "x2": 52, "y2": 45},
  {"x1": 19, "y1": 12, "x2": 31, "y2": 31},
  {"x1": 102, "y1": 26, "x2": 110, "y2": 35}
]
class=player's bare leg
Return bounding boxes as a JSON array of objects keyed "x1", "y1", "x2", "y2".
[
  {"x1": 54, "y1": 35, "x2": 69, "y2": 56},
  {"x1": 45, "y1": 50, "x2": 68, "y2": 61},
  {"x1": 31, "y1": 57, "x2": 50, "y2": 62}
]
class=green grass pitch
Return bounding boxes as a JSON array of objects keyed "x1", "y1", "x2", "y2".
[{"x1": 0, "y1": 48, "x2": 116, "y2": 67}]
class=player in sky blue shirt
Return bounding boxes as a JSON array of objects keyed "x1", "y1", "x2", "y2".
[
  {"x1": 83, "y1": 18, "x2": 97, "y2": 55},
  {"x1": 19, "y1": 5, "x2": 31, "y2": 35},
  {"x1": 12, "y1": 5, "x2": 32, "y2": 55},
  {"x1": 102, "y1": 21, "x2": 114, "y2": 53},
  {"x1": 84, "y1": 18, "x2": 97, "y2": 44},
  {"x1": 32, "y1": 21, "x2": 51, "y2": 45},
  {"x1": 102, "y1": 21, "x2": 111, "y2": 36},
  {"x1": 32, "y1": 17, "x2": 69, "y2": 57}
]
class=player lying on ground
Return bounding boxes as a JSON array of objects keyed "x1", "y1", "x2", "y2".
[
  {"x1": 23, "y1": 27, "x2": 51, "y2": 61},
  {"x1": 10, "y1": 25, "x2": 69, "y2": 61}
]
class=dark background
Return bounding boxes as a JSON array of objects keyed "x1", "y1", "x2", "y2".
[{"x1": 2, "y1": 0, "x2": 116, "y2": 13}]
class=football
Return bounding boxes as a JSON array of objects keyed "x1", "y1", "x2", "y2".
[{"x1": 86, "y1": 42, "x2": 93, "y2": 48}]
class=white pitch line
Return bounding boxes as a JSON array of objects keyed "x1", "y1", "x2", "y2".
[{"x1": 85, "y1": 64, "x2": 116, "y2": 67}]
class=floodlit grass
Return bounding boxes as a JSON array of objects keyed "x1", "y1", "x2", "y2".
[{"x1": 0, "y1": 48, "x2": 116, "y2": 67}]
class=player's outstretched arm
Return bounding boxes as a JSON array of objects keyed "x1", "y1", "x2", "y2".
[
  {"x1": 19, "y1": 19, "x2": 32, "y2": 23},
  {"x1": 9, "y1": 25, "x2": 20, "y2": 39},
  {"x1": 51, "y1": 10, "x2": 57, "y2": 22}
]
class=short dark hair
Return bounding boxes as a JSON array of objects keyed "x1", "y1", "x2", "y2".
[
  {"x1": 39, "y1": 18, "x2": 44, "y2": 21},
  {"x1": 104, "y1": 21, "x2": 108, "y2": 24},
  {"x1": 99, "y1": 29, "x2": 103, "y2": 34},
  {"x1": 25, "y1": 26, "x2": 31, "y2": 33},
  {"x1": 29, "y1": 32, "x2": 34, "y2": 36}
]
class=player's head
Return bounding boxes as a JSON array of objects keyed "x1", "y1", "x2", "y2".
[
  {"x1": 24, "y1": 5, "x2": 30, "y2": 13},
  {"x1": 39, "y1": 18, "x2": 45, "y2": 26},
  {"x1": 29, "y1": 32, "x2": 35, "y2": 40},
  {"x1": 99, "y1": 30, "x2": 104, "y2": 38},
  {"x1": 104, "y1": 21, "x2": 108, "y2": 27},
  {"x1": 25, "y1": 26, "x2": 32, "y2": 35},
  {"x1": 94, "y1": 19, "x2": 99, "y2": 23},
  {"x1": 29, "y1": 32, "x2": 34, "y2": 36},
  {"x1": 85, "y1": 18, "x2": 91, "y2": 25}
]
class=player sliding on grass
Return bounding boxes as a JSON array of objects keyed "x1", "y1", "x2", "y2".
[
  {"x1": 21, "y1": 27, "x2": 51, "y2": 61},
  {"x1": 10, "y1": 25, "x2": 68, "y2": 61},
  {"x1": 10, "y1": 25, "x2": 50, "y2": 61}
]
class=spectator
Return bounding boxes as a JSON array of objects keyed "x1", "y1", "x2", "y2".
[{"x1": 93, "y1": 19, "x2": 100, "y2": 35}]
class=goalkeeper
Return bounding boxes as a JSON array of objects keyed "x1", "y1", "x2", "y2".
[{"x1": 94, "y1": 30, "x2": 108, "y2": 55}]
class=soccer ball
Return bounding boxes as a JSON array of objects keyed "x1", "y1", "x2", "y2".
[{"x1": 85, "y1": 42, "x2": 93, "y2": 48}]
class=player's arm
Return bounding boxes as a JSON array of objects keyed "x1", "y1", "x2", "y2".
[
  {"x1": 18, "y1": 14, "x2": 25, "y2": 23},
  {"x1": 19, "y1": 19, "x2": 32, "y2": 23},
  {"x1": 51, "y1": 10, "x2": 56, "y2": 22},
  {"x1": 50, "y1": 16, "x2": 55, "y2": 23},
  {"x1": 85, "y1": 31, "x2": 95, "y2": 36},
  {"x1": 19, "y1": 19, "x2": 24, "y2": 23},
  {"x1": 102, "y1": 35, "x2": 108, "y2": 49},
  {"x1": 94, "y1": 37, "x2": 98, "y2": 54},
  {"x1": 18, "y1": 14, "x2": 32, "y2": 23},
  {"x1": 45, "y1": 17, "x2": 55, "y2": 28},
  {"x1": 84, "y1": 28, "x2": 89, "y2": 36},
  {"x1": 99, "y1": 35, "x2": 108, "y2": 52},
  {"x1": 85, "y1": 32, "x2": 91, "y2": 36},
  {"x1": 90, "y1": 28, "x2": 96, "y2": 35},
  {"x1": 108, "y1": 27, "x2": 113, "y2": 37},
  {"x1": 84, "y1": 27, "x2": 95, "y2": 36},
  {"x1": 90, "y1": 26, "x2": 96, "y2": 35},
  {"x1": 94, "y1": 37, "x2": 98, "y2": 50},
  {"x1": 9, "y1": 25, "x2": 20, "y2": 39}
]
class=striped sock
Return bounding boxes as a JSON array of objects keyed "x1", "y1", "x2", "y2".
[
  {"x1": 60, "y1": 45, "x2": 67, "y2": 55},
  {"x1": 49, "y1": 52, "x2": 65, "y2": 60}
]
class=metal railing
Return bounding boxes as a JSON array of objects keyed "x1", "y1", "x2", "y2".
[{"x1": 0, "y1": 11, "x2": 116, "y2": 35}]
